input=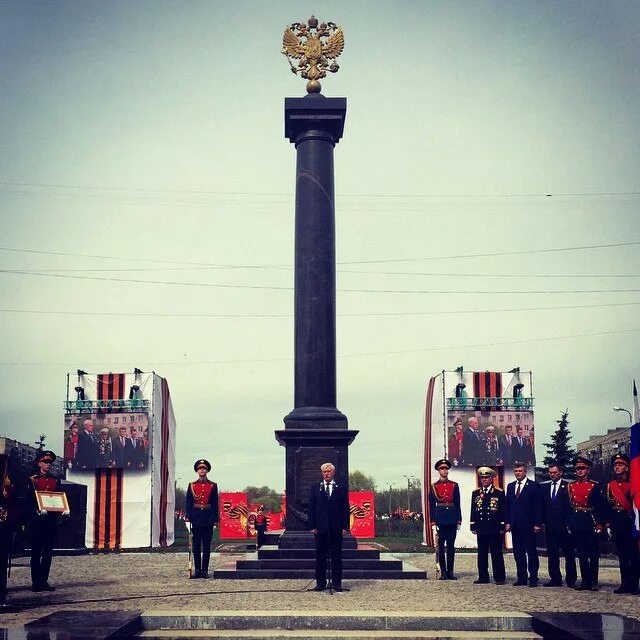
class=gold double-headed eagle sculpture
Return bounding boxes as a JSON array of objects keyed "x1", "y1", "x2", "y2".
[{"x1": 282, "y1": 16, "x2": 344, "y2": 94}]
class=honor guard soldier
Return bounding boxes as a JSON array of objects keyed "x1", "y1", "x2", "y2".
[
  {"x1": 185, "y1": 459, "x2": 219, "y2": 579},
  {"x1": 568, "y1": 456, "x2": 606, "y2": 591},
  {"x1": 470, "y1": 467, "x2": 506, "y2": 585},
  {"x1": 27, "y1": 451, "x2": 68, "y2": 592},
  {"x1": 428, "y1": 458, "x2": 462, "y2": 579},
  {"x1": 1, "y1": 461, "x2": 17, "y2": 608},
  {"x1": 606, "y1": 453, "x2": 639, "y2": 594},
  {"x1": 254, "y1": 505, "x2": 268, "y2": 549}
]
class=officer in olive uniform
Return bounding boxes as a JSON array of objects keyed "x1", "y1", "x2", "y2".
[
  {"x1": 568, "y1": 456, "x2": 606, "y2": 591},
  {"x1": 606, "y1": 453, "x2": 639, "y2": 595},
  {"x1": 428, "y1": 458, "x2": 462, "y2": 579},
  {"x1": 27, "y1": 451, "x2": 69, "y2": 592},
  {"x1": 470, "y1": 466, "x2": 506, "y2": 585},
  {"x1": 185, "y1": 459, "x2": 219, "y2": 579}
]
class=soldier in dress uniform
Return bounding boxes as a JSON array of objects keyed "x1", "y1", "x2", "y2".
[
  {"x1": 606, "y1": 453, "x2": 639, "y2": 595},
  {"x1": 254, "y1": 505, "x2": 268, "y2": 549},
  {"x1": 428, "y1": 458, "x2": 461, "y2": 579},
  {"x1": 470, "y1": 466, "x2": 506, "y2": 585},
  {"x1": 27, "y1": 451, "x2": 68, "y2": 592},
  {"x1": 568, "y1": 456, "x2": 606, "y2": 591},
  {"x1": 185, "y1": 459, "x2": 218, "y2": 579},
  {"x1": 1, "y1": 459, "x2": 16, "y2": 608}
]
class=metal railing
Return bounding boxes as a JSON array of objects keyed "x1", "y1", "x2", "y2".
[{"x1": 446, "y1": 396, "x2": 534, "y2": 411}]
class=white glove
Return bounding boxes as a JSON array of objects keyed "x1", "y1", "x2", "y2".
[
  {"x1": 62, "y1": 510, "x2": 70, "y2": 517},
  {"x1": 39, "y1": 509, "x2": 48, "y2": 516}
]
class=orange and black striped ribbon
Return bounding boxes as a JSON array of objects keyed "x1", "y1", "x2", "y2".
[
  {"x1": 473, "y1": 372, "x2": 502, "y2": 408},
  {"x1": 93, "y1": 373, "x2": 126, "y2": 550}
]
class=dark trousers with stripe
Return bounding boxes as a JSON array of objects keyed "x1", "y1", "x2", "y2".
[
  {"x1": 611, "y1": 524, "x2": 640, "y2": 591},
  {"x1": 511, "y1": 525, "x2": 539, "y2": 582},
  {"x1": 437, "y1": 525, "x2": 457, "y2": 577},
  {"x1": 30, "y1": 516, "x2": 57, "y2": 586},
  {"x1": 546, "y1": 529, "x2": 577, "y2": 586},
  {"x1": 573, "y1": 530, "x2": 599, "y2": 587},
  {"x1": 192, "y1": 525, "x2": 214, "y2": 574},
  {"x1": 476, "y1": 533, "x2": 505, "y2": 582},
  {"x1": 0, "y1": 525, "x2": 10, "y2": 604},
  {"x1": 315, "y1": 532, "x2": 343, "y2": 587}
]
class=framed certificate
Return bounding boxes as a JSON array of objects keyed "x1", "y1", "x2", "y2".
[{"x1": 35, "y1": 490, "x2": 69, "y2": 513}]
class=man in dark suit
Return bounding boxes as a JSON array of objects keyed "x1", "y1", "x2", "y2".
[
  {"x1": 111, "y1": 425, "x2": 131, "y2": 469},
  {"x1": 462, "y1": 416, "x2": 485, "y2": 466},
  {"x1": 505, "y1": 462, "x2": 543, "y2": 587},
  {"x1": 308, "y1": 462, "x2": 350, "y2": 592},
  {"x1": 511, "y1": 426, "x2": 535, "y2": 466},
  {"x1": 76, "y1": 419, "x2": 98, "y2": 470},
  {"x1": 498, "y1": 424, "x2": 515, "y2": 467},
  {"x1": 541, "y1": 461, "x2": 576, "y2": 587}
]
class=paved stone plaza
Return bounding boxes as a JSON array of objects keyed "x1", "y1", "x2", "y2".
[{"x1": 1, "y1": 552, "x2": 638, "y2": 628}]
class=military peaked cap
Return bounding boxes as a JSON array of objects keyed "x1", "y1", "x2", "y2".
[
  {"x1": 37, "y1": 450, "x2": 56, "y2": 463},
  {"x1": 194, "y1": 459, "x2": 211, "y2": 472},
  {"x1": 574, "y1": 456, "x2": 592, "y2": 468},
  {"x1": 434, "y1": 458, "x2": 452, "y2": 470},
  {"x1": 611, "y1": 453, "x2": 630, "y2": 466}
]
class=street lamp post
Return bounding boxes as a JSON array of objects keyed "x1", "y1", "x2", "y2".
[
  {"x1": 387, "y1": 483, "x2": 394, "y2": 515},
  {"x1": 613, "y1": 406, "x2": 632, "y2": 424},
  {"x1": 403, "y1": 475, "x2": 415, "y2": 511}
]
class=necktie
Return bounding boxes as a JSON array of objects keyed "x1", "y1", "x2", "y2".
[
  {"x1": 516, "y1": 481, "x2": 522, "y2": 498},
  {"x1": 551, "y1": 482, "x2": 558, "y2": 500},
  {"x1": 518, "y1": 437, "x2": 523, "y2": 446},
  {"x1": 325, "y1": 483, "x2": 330, "y2": 496}
]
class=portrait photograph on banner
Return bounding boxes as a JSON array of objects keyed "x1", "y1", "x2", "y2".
[
  {"x1": 446, "y1": 410, "x2": 535, "y2": 468},
  {"x1": 64, "y1": 412, "x2": 150, "y2": 472}
]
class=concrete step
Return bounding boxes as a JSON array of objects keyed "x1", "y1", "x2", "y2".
[
  {"x1": 137, "y1": 630, "x2": 541, "y2": 639},
  {"x1": 258, "y1": 546, "x2": 381, "y2": 560},
  {"x1": 138, "y1": 611, "x2": 536, "y2": 633},
  {"x1": 212, "y1": 568, "x2": 426, "y2": 579},
  {"x1": 237, "y1": 559, "x2": 403, "y2": 570}
]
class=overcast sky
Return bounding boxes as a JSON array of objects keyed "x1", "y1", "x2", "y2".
[{"x1": 0, "y1": 1, "x2": 638, "y2": 492}]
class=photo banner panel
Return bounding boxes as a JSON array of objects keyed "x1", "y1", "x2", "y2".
[
  {"x1": 446, "y1": 409, "x2": 535, "y2": 468},
  {"x1": 64, "y1": 412, "x2": 150, "y2": 472}
]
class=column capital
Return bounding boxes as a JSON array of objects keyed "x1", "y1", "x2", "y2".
[{"x1": 284, "y1": 94, "x2": 347, "y2": 144}]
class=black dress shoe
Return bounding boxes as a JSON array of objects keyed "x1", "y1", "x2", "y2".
[
  {"x1": 448, "y1": 575, "x2": 458, "y2": 580},
  {"x1": 201, "y1": 572, "x2": 209, "y2": 579},
  {"x1": 333, "y1": 586, "x2": 344, "y2": 592},
  {"x1": 190, "y1": 571, "x2": 201, "y2": 579},
  {"x1": 494, "y1": 580, "x2": 506, "y2": 585},
  {"x1": 529, "y1": 580, "x2": 539, "y2": 588},
  {"x1": 575, "y1": 583, "x2": 592, "y2": 591},
  {"x1": 544, "y1": 581, "x2": 562, "y2": 587},
  {"x1": 31, "y1": 584, "x2": 44, "y2": 592},
  {"x1": 311, "y1": 585, "x2": 326, "y2": 591},
  {"x1": 473, "y1": 579, "x2": 490, "y2": 584},
  {"x1": 42, "y1": 583, "x2": 56, "y2": 592},
  {"x1": 512, "y1": 581, "x2": 527, "y2": 586},
  {"x1": 566, "y1": 583, "x2": 576, "y2": 589},
  {"x1": 613, "y1": 586, "x2": 627, "y2": 594}
]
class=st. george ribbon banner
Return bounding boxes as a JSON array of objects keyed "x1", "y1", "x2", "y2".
[
  {"x1": 349, "y1": 491, "x2": 375, "y2": 538},
  {"x1": 219, "y1": 492, "x2": 249, "y2": 539}
]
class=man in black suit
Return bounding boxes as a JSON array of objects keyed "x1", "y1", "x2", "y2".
[
  {"x1": 505, "y1": 462, "x2": 543, "y2": 587},
  {"x1": 498, "y1": 424, "x2": 515, "y2": 467},
  {"x1": 76, "y1": 419, "x2": 98, "y2": 470},
  {"x1": 111, "y1": 425, "x2": 131, "y2": 469},
  {"x1": 541, "y1": 461, "x2": 576, "y2": 587},
  {"x1": 462, "y1": 416, "x2": 485, "y2": 466},
  {"x1": 308, "y1": 462, "x2": 350, "y2": 592},
  {"x1": 511, "y1": 426, "x2": 535, "y2": 466}
]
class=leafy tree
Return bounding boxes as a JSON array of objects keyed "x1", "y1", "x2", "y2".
[
  {"x1": 349, "y1": 470, "x2": 376, "y2": 491},
  {"x1": 175, "y1": 486, "x2": 186, "y2": 511},
  {"x1": 540, "y1": 409, "x2": 576, "y2": 479},
  {"x1": 244, "y1": 485, "x2": 281, "y2": 512}
]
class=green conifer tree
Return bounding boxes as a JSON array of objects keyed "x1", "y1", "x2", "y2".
[{"x1": 542, "y1": 409, "x2": 576, "y2": 479}]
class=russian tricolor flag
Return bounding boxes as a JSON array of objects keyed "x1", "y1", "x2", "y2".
[{"x1": 631, "y1": 381, "x2": 640, "y2": 538}]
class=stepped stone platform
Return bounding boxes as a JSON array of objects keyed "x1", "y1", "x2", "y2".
[{"x1": 214, "y1": 533, "x2": 426, "y2": 580}]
